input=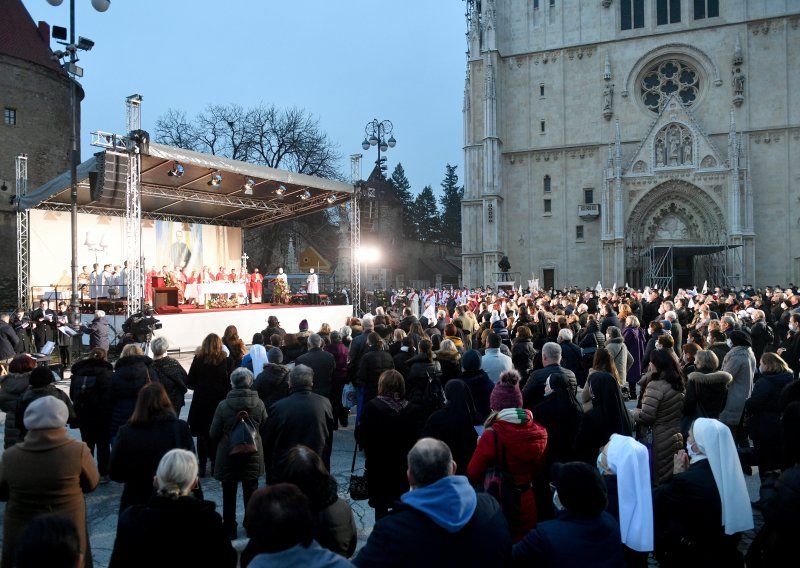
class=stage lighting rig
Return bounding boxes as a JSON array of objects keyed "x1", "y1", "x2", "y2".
[
  {"x1": 326, "y1": 195, "x2": 336, "y2": 204},
  {"x1": 243, "y1": 179, "x2": 255, "y2": 195},
  {"x1": 299, "y1": 189, "x2": 311, "y2": 201},
  {"x1": 275, "y1": 184, "x2": 286, "y2": 196},
  {"x1": 208, "y1": 173, "x2": 223, "y2": 187},
  {"x1": 167, "y1": 162, "x2": 184, "y2": 177}
]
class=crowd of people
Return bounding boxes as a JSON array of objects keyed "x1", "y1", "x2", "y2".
[{"x1": 0, "y1": 282, "x2": 799, "y2": 566}]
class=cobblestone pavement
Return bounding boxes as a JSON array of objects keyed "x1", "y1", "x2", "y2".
[{"x1": 0, "y1": 360, "x2": 762, "y2": 567}]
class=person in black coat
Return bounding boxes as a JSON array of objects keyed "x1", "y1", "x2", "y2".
[
  {"x1": 574, "y1": 371, "x2": 632, "y2": 465},
  {"x1": 10, "y1": 309, "x2": 33, "y2": 355},
  {"x1": 744, "y1": 352, "x2": 796, "y2": 474},
  {"x1": 109, "y1": 345, "x2": 159, "y2": 440},
  {"x1": 355, "y1": 370, "x2": 424, "y2": 520},
  {"x1": 263, "y1": 364, "x2": 334, "y2": 484},
  {"x1": 421, "y1": 379, "x2": 479, "y2": 476},
  {"x1": 558, "y1": 329, "x2": 586, "y2": 387},
  {"x1": 748, "y1": 310, "x2": 773, "y2": 363},
  {"x1": 187, "y1": 334, "x2": 232, "y2": 476},
  {"x1": 253, "y1": 347, "x2": 290, "y2": 411},
  {"x1": 642, "y1": 321, "x2": 666, "y2": 369},
  {"x1": 353, "y1": 438, "x2": 511, "y2": 567},
  {"x1": 295, "y1": 334, "x2": 336, "y2": 401},
  {"x1": 150, "y1": 337, "x2": 188, "y2": 414},
  {"x1": 511, "y1": 326, "x2": 537, "y2": 378},
  {"x1": 356, "y1": 333, "x2": 395, "y2": 410},
  {"x1": 532, "y1": 373, "x2": 583, "y2": 466},
  {"x1": 523, "y1": 342, "x2": 577, "y2": 409},
  {"x1": 109, "y1": 382, "x2": 195, "y2": 515},
  {"x1": 653, "y1": 419, "x2": 753, "y2": 566},
  {"x1": 404, "y1": 339, "x2": 443, "y2": 418},
  {"x1": 600, "y1": 305, "x2": 622, "y2": 335},
  {"x1": 392, "y1": 336, "x2": 416, "y2": 378},
  {"x1": 276, "y1": 445, "x2": 357, "y2": 559},
  {"x1": 70, "y1": 348, "x2": 114, "y2": 480},
  {"x1": 682, "y1": 350, "x2": 731, "y2": 440},
  {"x1": 512, "y1": 462, "x2": 625, "y2": 567},
  {"x1": 109, "y1": 448, "x2": 236, "y2": 568},
  {"x1": 30, "y1": 300, "x2": 56, "y2": 352},
  {"x1": 457, "y1": 349, "x2": 494, "y2": 422}
]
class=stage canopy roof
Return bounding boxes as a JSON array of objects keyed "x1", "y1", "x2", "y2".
[{"x1": 17, "y1": 142, "x2": 353, "y2": 228}]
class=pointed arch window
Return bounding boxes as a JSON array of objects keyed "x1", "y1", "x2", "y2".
[{"x1": 543, "y1": 175, "x2": 551, "y2": 193}]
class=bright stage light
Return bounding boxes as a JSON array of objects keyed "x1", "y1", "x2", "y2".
[
  {"x1": 275, "y1": 184, "x2": 286, "y2": 196},
  {"x1": 326, "y1": 195, "x2": 336, "y2": 204},
  {"x1": 300, "y1": 190, "x2": 311, "y2": 201},
  {"x1": 167, "y1": 162, "x2": 184, "y2": 177},
  {"x1": 357, "y1": 245, "x2": 381, "y2": 264},
  {"x1": 208, "y1": 173, "x2": 222, "y2": 187}
]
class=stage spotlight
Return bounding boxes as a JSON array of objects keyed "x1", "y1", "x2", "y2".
[
  {"x1": 208, "y1": 173, "x2": 223, "y2": 187},
  {"x1": 244, "y1": 178, "x2": 255, "y2": 191},
  {"x1": 167, "y1": 162, "x2": 184, "y2": 177},
  {"x1": 275, "y1": 184, "x2": 286, "y2": 196},
  {"x1": 300, "y1": 190, "x2": 311, "y2": 201},
  {"x1": 326, "y1": 195, "x2": 336, "y2": 204}
]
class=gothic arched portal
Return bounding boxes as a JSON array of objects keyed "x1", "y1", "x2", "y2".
[{"x1": 624, "y1": 180, "x2": 727, "y2": 287}]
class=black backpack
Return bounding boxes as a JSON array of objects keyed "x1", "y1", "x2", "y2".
[
  {"x1": 70, "y1": 374, "x2": 100, "y2": 417},
  {"x1": 228, "y1": 410, "x2": 258, "y2": 456},
  {"x1": 413, "y1": 366, "x2": 445, "y2": 413}
]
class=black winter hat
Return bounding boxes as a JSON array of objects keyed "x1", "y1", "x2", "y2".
[
  {"x1": 462, "y1": 349, "x2": 482, "y2": 372},
  {"x1": 30, "y1": 366, "x2": 55, "y2": 388},
  {"x1": 551, "y1": 462, "x2": 608, "y2": 517}
]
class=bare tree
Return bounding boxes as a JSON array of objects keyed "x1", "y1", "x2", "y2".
[{"x1": 154, "y1": 102, "x2": 341, "y2": 178}]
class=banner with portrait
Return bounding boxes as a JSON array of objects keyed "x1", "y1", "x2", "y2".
[{"x1": 156, "y1": 221, "x2": 203, "y2": 272}]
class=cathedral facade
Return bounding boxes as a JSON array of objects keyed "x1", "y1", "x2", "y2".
[{"x1": 462, "y1": 0, "x2": 800, "y2": 290}]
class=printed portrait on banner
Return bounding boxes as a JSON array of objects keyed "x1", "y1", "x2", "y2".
[{"x1": 156, "y1": 221, "x2": 203, "y2": 271}]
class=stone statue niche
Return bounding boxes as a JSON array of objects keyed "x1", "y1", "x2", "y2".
[{"x1": 654, "y1": 123, "x2": 693, "y2": 168}]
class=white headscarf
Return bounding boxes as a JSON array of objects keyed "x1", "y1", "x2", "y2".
[
  {"x1": 606, "y1": 434, "x2": 654, "y2": 552},
  {"x1": 691, "y1": 418, "x2": 754, "y2": 535},
  {"x1": 249, "y1": 344, "x2": 268, "y2": 377}
]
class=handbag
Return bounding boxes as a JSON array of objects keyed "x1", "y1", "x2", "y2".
[
  {"x1": 348, "y1": 441, "x2": 369, "y2": 501},
  {"x1": 342, "y1": 382, "x2": 357, "y2": 410}
]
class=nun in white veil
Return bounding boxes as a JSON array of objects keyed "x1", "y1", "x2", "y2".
[
  {"x1": 653, "y1": 417, "x2": 753, "y2": 566},
  {"x1": 599, "y1": 434, "x2": 654, "y2": 567}
]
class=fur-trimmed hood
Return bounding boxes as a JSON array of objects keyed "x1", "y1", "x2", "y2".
[{"x1": 687, "y1": 370, "x2": 733, "y2": 386}]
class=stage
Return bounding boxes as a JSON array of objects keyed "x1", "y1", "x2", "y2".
[{"x1": 81, "y1": 303, "x2": 353, "y2": 353}]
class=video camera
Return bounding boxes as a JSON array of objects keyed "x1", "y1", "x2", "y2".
[{"x1": 122, "y1": 309, "x2": 162, "y2": 338}]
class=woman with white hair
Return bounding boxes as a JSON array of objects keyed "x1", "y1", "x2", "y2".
[
  {"x1": 150, "y1": 336, "x2": 188, "y2": 413},
  {"x1": 209, "y1": 367, "x2": 268, "y2": 540},
  {"x1": 653, "y1": 418, "x2": 753, "y2": 565},
  {"x1": 597, "y1": 434, "x2": 654, "y2": 567},
  {"x1": 110, "y1": 449, "x2": 236, "y2": 567}
]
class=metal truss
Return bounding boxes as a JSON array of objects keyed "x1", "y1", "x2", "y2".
[
  {"x1": 125, "y1": 151, "x2": 143, "y2": 318},
  {"x1": 35, "y1": 201, "x2": 241, "y2": 227},
  {"x1": 240, "y1": 192, "x2": 343, "y2": 228},
  {"x1": 144, "y1": 184, "x2": 283, "y2": 213},
  {"x1": 350, "y1": 154, "x2": 362, "y2": 316},
  {"x1": 16, "y1": 155, "x2": 29, "y2": 309},
  {"x1": 645, "y1": 246, "x2": 673, "y2": 291}
]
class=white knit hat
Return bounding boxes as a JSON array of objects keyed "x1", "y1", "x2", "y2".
[{"x1": 24, "y1": 396, "x2": 69, "y2": 430}]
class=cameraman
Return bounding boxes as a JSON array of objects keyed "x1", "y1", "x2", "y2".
[{"x1": 122, "y1": 306, "x2": 161, "y2": 343}]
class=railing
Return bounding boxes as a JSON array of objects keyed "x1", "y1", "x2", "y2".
[{"x1": 578, "y1": 203, "x2": 600, "y2": 219}]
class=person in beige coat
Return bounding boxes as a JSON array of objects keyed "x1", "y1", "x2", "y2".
[
  {"x1": 0, "y1": 396, "x2": 99, "y2": 568},
  {"x1": 633, "y1": 349, "x2": 686, "y2": 486}
]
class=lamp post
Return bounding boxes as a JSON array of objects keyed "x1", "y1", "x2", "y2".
[
  {"x1": 356, "y1": 245, "x2": 380, "y2": 315},
  {"x1": 361, "y1": 119, "x2": 397, "y2": 175},
  {"x1": 46, "y1": 0, "x2": 111, "y2": 329}
]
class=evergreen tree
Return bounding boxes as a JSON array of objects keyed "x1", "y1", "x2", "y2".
[
  {"x1": 439, "y1": 164, "x2": 464, "y2": 246},
  {"x1": 390, "y1": 163, "x2": 416, "y2": 239},
  {"x1": 414, "y1": 185, "x2": 442, "y2": 242}
]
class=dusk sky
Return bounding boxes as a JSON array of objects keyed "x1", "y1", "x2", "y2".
[{"x1": 26, "y1": 0, "x2": 467, "y2": 195}]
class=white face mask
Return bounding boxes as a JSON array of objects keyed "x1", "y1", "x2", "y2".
[
  {"x1": 791, "y1": 322, "x2": 798, "y2": 332},
  {"x1": 686, "y1": 443, "x2": 703, "y2": 462},
  {"x1": 726, "y1": 339, "x2": 733, "y2": 348},
  {"x1": 552, "y1": 490, "x2": 564, "y2": 512}
]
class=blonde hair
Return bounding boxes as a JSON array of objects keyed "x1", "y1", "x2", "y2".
[
  {"x1": 121, "y1": 343, "x2": 144, "y2": 358},
  {"x1": 760, "y1": 352, "x2": 790, "y2": 375}
]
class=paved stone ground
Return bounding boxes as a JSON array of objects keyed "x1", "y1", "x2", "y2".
[{"x1": 0, "y1": 360, "x2": 762, "y2": 567}]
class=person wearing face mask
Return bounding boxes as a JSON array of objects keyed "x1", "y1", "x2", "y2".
[
  {"x1": 653, "y1": 418, "x2": 753, "y2": 566},
  {"x1": 597, "y1": 434, "x2": 654, "y2": 568},
  {"x1": 719, "y1": 330, "x2": 757, "y2": 444},
  {"x1": 744, "y1": 353, "x2": 796, "y2": 488},
  {"x1": 777, "y1": 313, "x2": 800, "y2": 377},
  {"x1": 512, "y1": 461, "x2": 625, "y2": 567}
]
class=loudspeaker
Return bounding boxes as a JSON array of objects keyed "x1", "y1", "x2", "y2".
[{"x1": 91, "y1": 151, "x2": 129, "y2": 205}]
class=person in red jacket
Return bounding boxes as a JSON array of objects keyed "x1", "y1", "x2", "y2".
[{"x1": 468, "y1": 369, "x2": 548, "y2": 542}]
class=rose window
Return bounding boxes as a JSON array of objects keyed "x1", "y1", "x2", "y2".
[{"x1": 640, "y1": 60, "x2": 700, "y2": 112}]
